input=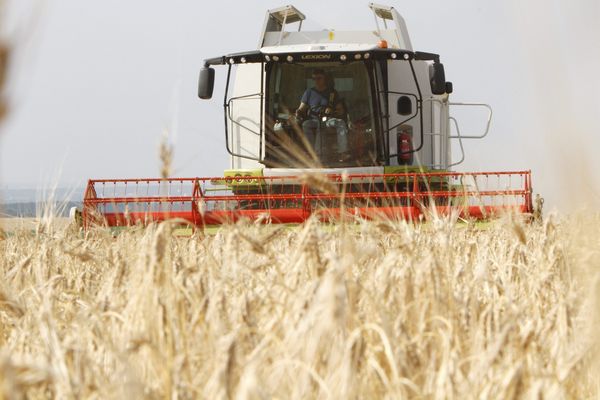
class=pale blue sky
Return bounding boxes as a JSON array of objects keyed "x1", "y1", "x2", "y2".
[{"x1": 1, "y1": 0, "x2": 599, "y2": 209}]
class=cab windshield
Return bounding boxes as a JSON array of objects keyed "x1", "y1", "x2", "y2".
[{"x1": 265, "y1": 61, "x2": 380, "y2": 168}]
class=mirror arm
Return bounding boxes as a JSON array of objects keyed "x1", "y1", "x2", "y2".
[
  {"x1": 203, "y1": 56, "x2": 226, "y2": 68},
  {"x1": 414, "y1": 51, "x2": 440, "y2": 63}
]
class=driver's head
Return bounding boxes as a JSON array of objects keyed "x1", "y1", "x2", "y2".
[{"x1": 311, "y1": 69, "x2": 328, "y2": 92}]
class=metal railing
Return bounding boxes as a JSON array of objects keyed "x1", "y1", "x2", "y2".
[{"x1": 83, "y1": 171, "x2": 533, "y2": 229}]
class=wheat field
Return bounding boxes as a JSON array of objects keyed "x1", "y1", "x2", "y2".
[{"x1": 0, "y1": 214, "x2": 598, "y2": 399}]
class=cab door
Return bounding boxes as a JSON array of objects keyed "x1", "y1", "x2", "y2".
[
  {"x1": 384, "y1": 60, "x2": 426, "y2": 167},
  {"x1": 227, "y1": 63, "x2": 264, "y2": 169}
]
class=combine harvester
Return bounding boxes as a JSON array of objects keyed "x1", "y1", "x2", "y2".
[{"x1": 82, "y1": 4, "x2": 533, "y2": 229}]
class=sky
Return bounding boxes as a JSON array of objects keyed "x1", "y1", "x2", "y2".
[{"x1": 1, "y1": 0, "x2": 599, "y2": 210}]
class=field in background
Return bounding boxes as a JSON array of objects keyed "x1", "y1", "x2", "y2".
[
  {"x1": 0, "y1": 215, "x2": 599, "y2": 398},
  {"x1": 0, "y1": 217, "x2": 69, "y2": 233}
]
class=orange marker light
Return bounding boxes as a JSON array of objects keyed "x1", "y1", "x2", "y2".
[{"x1": 377, "y1": 39, "x2": 388, "y2": 49}]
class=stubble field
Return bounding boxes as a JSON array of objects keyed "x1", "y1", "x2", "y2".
[{"x1": 0, "y1": 214, "x2": 599, "y2": 399}]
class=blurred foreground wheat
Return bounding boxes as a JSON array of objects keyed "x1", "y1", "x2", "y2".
[
  {"x1": 0, "y1": 215, "x2": 599, "y2": 399},
  {"x1": 0, "y1": 0, "x2": 8, "y2": 123}
]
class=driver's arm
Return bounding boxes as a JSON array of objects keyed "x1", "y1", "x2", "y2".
[{"x1": 296, "y1": 88, "x2": 312, "y2": 118}]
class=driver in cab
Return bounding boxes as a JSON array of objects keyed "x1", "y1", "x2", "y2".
[{"x1": 295, "y1": 69, "x2": 349, "y2": 161}]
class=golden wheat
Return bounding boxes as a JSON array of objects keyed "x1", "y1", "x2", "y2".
[{"x1": 0, "y1": 213, "x2": 598, "y2": 399}]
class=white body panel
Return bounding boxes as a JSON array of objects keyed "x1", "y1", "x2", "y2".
[{"x1": 385, "y1": 60, "x2": 450, "y2": 169}]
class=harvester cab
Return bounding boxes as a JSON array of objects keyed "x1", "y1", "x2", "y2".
[
  {"x1": 81, "y1": 4, "x2": 533, "y2": 229},
  {"x1": 199, "y1": 4, "x2": 487, "y2": 175}
]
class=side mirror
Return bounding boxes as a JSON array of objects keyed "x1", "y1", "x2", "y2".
[
  {"x1": 198, "y1": 67, "x2": 215, "y2": 99},
  {"x1": 445, "y1": 81, "x2": 453, "y2": 94},
  {"x1": 397, "y1": 96, "x2": 412, "y2": 116},
  {"x1": 429, "y1": 63, "x2": 446, "y2": 95}
]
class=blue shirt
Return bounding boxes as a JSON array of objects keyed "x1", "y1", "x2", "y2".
[{"x1": 301, "y1": 87, "x2": 331, "y2": 116}]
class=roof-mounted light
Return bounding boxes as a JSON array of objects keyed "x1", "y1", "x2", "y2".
[
  {"x1": 265, "y1": 55, "x2": 270, "y2": 62},
  {"x1": 403, "y1": 53, "x2": 410, "y2": 60},
  {"x1": 272, "y1": 55, "x2": 280, "y2": 62},
  {"x1": 286, "y1": 55, "x2": 294, "y2": 62},
  {"x1": 377, "y1": 40, "x2": 388, "y2": 49},
  {"x1": 340, "y1": 54, "x2": 347, "y2": 61},
  {"x1": 390, "y1": 53, "x2": 397, "y2": 59},
  {"x1": 228, "y1": 58, "x2": 235, "y2": 64},
  {"x1": 354, "y1": 54, "x2": 362, "y2": 60},
  {"x1": 240, "y1": 57, "x2": 247, "y2": 63},
  {"x1": 364, "y1": 53, "x2": 370, "y2": 59}
]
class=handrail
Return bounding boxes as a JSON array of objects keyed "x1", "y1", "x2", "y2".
[
  {"x1": 226, "y1": 93, "x2": 263, "y2": 137},
  {"x1": 448, "y1": 117, "x2": 465, "y2": 168},
  {"x1": 448, "y1": 102, "x2": 492, "y2": 139}
]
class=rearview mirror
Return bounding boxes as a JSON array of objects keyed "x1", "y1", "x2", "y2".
[
  {"x1": 429, "y1": 63, "x2": 446, "y2": 95},
  {"x1": 198, "y1": 67, "x2": 215, "y2": 99}
]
